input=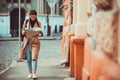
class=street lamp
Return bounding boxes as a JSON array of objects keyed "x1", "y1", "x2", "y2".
[
  {"x1": 51, "y1": 0, "x2": 53, "y2": 37},
  {"x1": 18, "y1": 0, "x2": 21, "y2": 47}
]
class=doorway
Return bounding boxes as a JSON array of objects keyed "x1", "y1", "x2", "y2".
[{"x1": 10, "y1": 8, "x2": 26, "y2": 37}]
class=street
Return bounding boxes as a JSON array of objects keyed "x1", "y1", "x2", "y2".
[
  {"x1": 0, "y1": 39, "x2": 62, "y2": 71},
  {"x1": 0, "y1": 39, "x2": 69, "y2": 80}
]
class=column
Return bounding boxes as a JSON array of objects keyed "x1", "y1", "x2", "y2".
[
  {"x1": 37, "y1": 0, "x2": 40, "y2": 14},
  {"x1": 39, "y1": 0, "x2": 42, "y2": 14},
  {"x1": 53, "y1": 6, "x2": 55, "y2": 15},
  {"x1": 25, "y1": 0, "x2": 27, "y2": 7},
  {"x1": 56, "y1": 1, "x2": 59, "y2": 15},
  {"x1": 77, "y1": 0, "x2": 88, "y2": 23},
  {"x1": 44, "y1": 1, "x2": 47, "y2": 14},
  {"x1": 41, "y1": 0, "x2": 43, "y2": 14},
  {"x1": 73, "y1": 0, "x2": 77, "y2": 24}
]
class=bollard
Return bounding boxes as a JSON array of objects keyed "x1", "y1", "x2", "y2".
[
  {"x1": 47, "y1": 25, "x2": 51, "y2": 36},
  {"x1": 54, "y1": 25, "x2": 57, "y2": 33},
  {"x1": 59, "y1": 25, "x2": 63, "y2": 32}
]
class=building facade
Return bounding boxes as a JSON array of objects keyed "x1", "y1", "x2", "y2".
[
  {"x1": 61, "y1": 0, "x2": 120, "y2": 80},
  {"x1": 0, "y1": 0, "x2": 64, "y2": 37}
]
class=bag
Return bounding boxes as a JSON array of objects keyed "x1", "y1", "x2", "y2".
[{"x1": 19, "y1": 42, "x2": 26, "y2": 59}]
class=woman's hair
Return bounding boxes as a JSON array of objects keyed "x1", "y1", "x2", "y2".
[{"x1": 29, "y1": 10, "x2": 37, "y2": 15}]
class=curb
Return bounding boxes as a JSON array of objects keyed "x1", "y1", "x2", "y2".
[
  {"x1": 0, "y1": 36, "x2": 62, "y2": 41},
  {"x1": 0, "y1": 67, "x2": 10, "y2": 76},
  {"x1": 0, "y1": 60, "x2": 18, "y2": 76}
]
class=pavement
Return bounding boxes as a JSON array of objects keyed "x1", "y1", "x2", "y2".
[
  {"x1": 0, "y1": 32, "x2": 75, "y2": 80},
  {"x1": 0, "y1": 59, "x2": 69, "y2": 80}
]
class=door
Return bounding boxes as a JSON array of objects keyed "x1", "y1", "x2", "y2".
[{"x1": 10, "y1": 8, "x2": 26, "y2": 37}]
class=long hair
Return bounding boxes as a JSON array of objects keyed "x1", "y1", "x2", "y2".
[
  {"x1": 29, "y1": 10, "x2": 37, "y2": 15},
  {"x1": 29, "y1": 10, "x2": 38, "y2": 28}
]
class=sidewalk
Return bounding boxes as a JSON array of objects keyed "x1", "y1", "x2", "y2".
[{"x1": 0, "y1": 59, "x2": 69, "y2": 80}]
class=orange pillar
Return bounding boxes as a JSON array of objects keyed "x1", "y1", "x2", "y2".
[
  {"x1": 90, "y1": 51, "x2": 120, "y2": 80},
  {"x1": 82, "y1": 37, "x2": 92, "y2": 80},
  {"x1": 72, "y1": 37, "x2": 85, "y2": 80},
  {"x1": 68, "y1": 33, "x2": 75, "y2": 77}
]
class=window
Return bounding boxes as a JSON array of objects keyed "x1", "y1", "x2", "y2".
[
  {"x1": 26, "y1": 0, "x2": 31, "y2": 3},
  {"x1": 21, "y1": 0, "x2": 24, "y2": 3},
  {"x1": 13, "y1": 0, "x2": 17, "y2": 3},
  {"x1": 7, "y1": 0, "x2": 11, "y2": 3}
]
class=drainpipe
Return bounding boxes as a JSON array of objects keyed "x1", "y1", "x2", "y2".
[{"x1": 60, "y1": 0, "x2": 71, "y2": 65}]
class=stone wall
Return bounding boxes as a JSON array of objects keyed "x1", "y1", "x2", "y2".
[{"x1": 94, "y1": 0, "x2": 119, "y2": 62}]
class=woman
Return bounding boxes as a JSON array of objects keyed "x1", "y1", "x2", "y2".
[{"x1": 21, "y1": 10, "x2": 43, "y2": 79}]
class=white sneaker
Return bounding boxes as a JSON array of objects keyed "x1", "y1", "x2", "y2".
[
  {"x1": 27, "y1": 74, "x2": 32, "y2": 79},
  {"x1": 32, "y1": 74, "x2": 37, "y2": 79}
]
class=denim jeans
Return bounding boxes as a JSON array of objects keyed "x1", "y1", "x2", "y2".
[{"x1": 26, "y1": 41, "x2": 37, "y2": 71}]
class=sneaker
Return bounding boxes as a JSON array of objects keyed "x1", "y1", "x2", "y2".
[
  {"x1": 27, "y1": 74, "x2": 32, "y2": 79},
  {"x1": 32, "y1": 74, "x2": 37, "y2": 79}
]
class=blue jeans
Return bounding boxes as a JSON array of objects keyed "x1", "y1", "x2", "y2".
[{"x1": 26, "y1": 41, "x2": 37, "y2": 71}]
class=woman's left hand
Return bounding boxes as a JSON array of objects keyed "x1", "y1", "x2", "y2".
[{"x1": 38, "y1": 31, "x2": 43, "y2": 37}]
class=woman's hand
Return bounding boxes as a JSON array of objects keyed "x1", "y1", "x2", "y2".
[{"x1": 39, "y1": 31, "x2": 43, "y2": 36}]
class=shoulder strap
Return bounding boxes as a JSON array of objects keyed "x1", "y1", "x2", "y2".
[
  {"x1": 21, "y1": 20, "x2": 28, "y2": 41},
  {"x1": 25, "y1": 19, "x2": 29, "y2": 27},
  {"x1": 37, "y1": 21, "x2": 40, "y2": 27}
]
